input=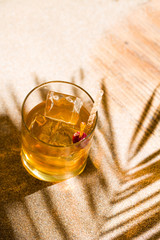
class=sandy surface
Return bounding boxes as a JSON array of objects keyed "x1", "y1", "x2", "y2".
[{"x1": 2, "y1": 1, "x2": 159, "y2": 240}]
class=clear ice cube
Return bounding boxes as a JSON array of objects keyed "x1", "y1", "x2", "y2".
[
  {"x1": 44, "y1": 91, "x2": 83, "y2": 125},
  {"x1": 29, "y1": 113, "x2": 78, "y2": 146},
  {"x1": 29, "y1": 114, "x2": 47, "y2": 135},
  {"x1": 47, "y1": 122, "x2": 78, "y2": 146}
]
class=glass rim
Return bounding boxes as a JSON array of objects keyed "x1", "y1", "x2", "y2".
[{"x1": 21, "y1": 80, "x2": 98, "y2": 148}]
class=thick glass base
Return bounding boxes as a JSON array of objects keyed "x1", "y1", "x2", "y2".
[{"x1": 21, "y1": 150, "x2": 87, "y2": 182}]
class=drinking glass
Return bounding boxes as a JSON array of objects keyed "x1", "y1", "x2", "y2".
[{"x1": 21, "y1": 81, "x2": 97, "y2": 182}]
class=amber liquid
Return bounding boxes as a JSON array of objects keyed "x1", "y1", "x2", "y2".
[{"x1": 21, "y1": 101, "x2": 93, "y2": 182}]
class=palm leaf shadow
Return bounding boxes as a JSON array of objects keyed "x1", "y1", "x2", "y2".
[
  {"x1": 129, "y1": 84, "x2": 160, "y2": 159},
  {"x1": 79, "y1": 67, "x2": 85, "y2": 81},
  {"x1": 112, "y1": 167, "x2": 160, "y2": 205},
  {"x1": 84, "y1": 182, "x2": 98, "y2": 217},
  {"x1": 0, "y1": 83, "x2": 52, "y2": 239},
  {"x1": 112, "y1": 178, "x2": 158, "y2": 205},
  {"x1": 100, "y1": 157, "x2": 160, "y2": 238},
  {"x1": 71, "y1": 68, "x2": 85, "y2": 96},
  {"x1": 23, "y1": 200, "x2": 41, "y2": 239},
  {"x1": 114, "y1": 143, "x2": 160, "y2": 202},
  {"x1": 112, "y1": 151, "x2": 160, "y2": 204},
  {"x1": 133, "y1": 106, "x2": 160, "y2": 157},
  {"x1": 105, "y1": 190, "x2": 160, "y2": 222},
  {"x1": 100, "y1": 79, "x2": 124, "y2": 177},
  {"x1": 112, "y1": 208, "x2": 160, "y2": 240},
  {"x1": 147, "y1": 231, "x2": 160, "y2": 240},
  {"x1": 98, "y1": 82, "x2": 160, "y2": 239},
  {"x1": 127, "y1": 160, "x2": 160, "y2": 180},
  {"x1": 0, "y1": 116, "x2": 51, "y2": 239},
  {"x1": 34, "y1": 73, "x2": 47, "y2": 101},
  {"x1": 41, "y1": 189, "x2": 70, "y2": 239},
  {"x1": 101, "y1": 201, "x2": 160, "y2": 239},
  {"x1": 9, "y1": 86, "x2": 22, "y2": 114},
  {"x1": 135, "y1": 148, "x2": 160, "y2": 167}
]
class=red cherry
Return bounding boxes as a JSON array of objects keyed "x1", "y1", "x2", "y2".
[
  {"x1": 80, "y1": 132, "x2": 87, "y2": 140},
  {"x1": 72, "y1": 131, "x2": 80, "y2": 143},
  {"x1": 72, "y1": 131, "x2": 87, "y2": 143}
]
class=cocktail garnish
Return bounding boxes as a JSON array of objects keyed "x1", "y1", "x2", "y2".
[
  {"x1": 72, "y1": 122, "x2": 87, "y2": 143},
  {"x1": 72, "y1": 131, "x2": 87, "y2": 143},
  {"x1": 85, "y1": 90, "x2": 103, "y2": 133},
  {"x1": 79, "y1": 122, "x2": 86, "y2": 137},
  {"x1": 72, "y1": 90, "x2": 103, "y2": 143}
]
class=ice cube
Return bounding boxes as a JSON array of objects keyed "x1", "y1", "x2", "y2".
[
  {"x1": 45, "y1": 91, "x2": 83, "y2": 125},
  {"x1": 29, "y1": 115, "x2": 58, "y2": 144},
  {"x1": 29, "y1": 114, "x2": 47, "y2": 136},
  {"x1": 38, "y1": 120, "x2": 79, "y2": 146},
  {"x1": 38, "y1": 119, "x2": 56, "y2": 144},
  {"x1": 49, "y1": 122, "x2": 77, "y2": 146},
  {"x1": 29, "y1": 112, "x2": 79, "y2": 146}
]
